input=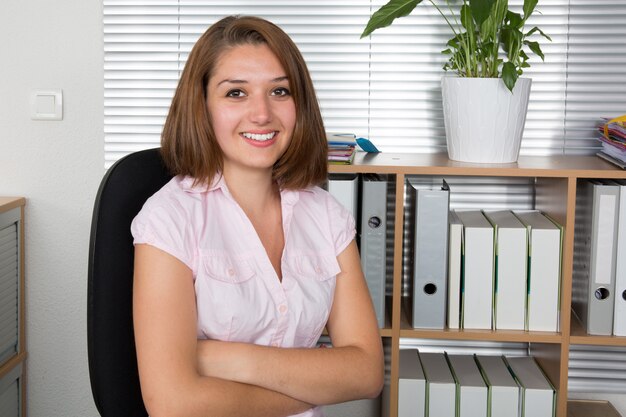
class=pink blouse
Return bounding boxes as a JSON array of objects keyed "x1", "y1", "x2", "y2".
[{"x1": 131, "y1": 174, "x2": 355, "y2": 417}]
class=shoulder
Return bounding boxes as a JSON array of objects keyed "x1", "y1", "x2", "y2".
[
  {"x1": 292, "y1": 186, "x2": 356, "y2": 255},
  {"x1": 131, "y1": 176, "x2": 205, "y2": 269},
  {"x1": 296, "y1": 186, "x2": 340, "y2": 210},
  {"x1": 137, "y1": 176, "x2": 205, "y2": 218}
]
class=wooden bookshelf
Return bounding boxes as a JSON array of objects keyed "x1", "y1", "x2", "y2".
[{"x1": 329, "y1": 153, "x2": 626, "y2": 417}]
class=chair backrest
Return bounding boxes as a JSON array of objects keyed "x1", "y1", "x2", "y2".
[{"x1": 88, "y1": 148, "x2": 173, "y2": 417}]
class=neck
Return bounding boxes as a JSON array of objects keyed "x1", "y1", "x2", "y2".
[{"x1": 221, "y1": 166, "x2": 279, "y2": 216}]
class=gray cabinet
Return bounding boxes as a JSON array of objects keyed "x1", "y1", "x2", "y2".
[{"x1": 0, "y1": 197, "x2": 25, "y2": 417}]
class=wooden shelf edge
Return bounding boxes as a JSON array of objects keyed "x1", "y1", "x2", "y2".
[
  {"x1": 568, "y1": 399, "x2": 623, "y2": 417},
  {"x1": 0, "y1": 352, "x2": 27, "y2": 379},
  {"x1": 328, "y1": 153, "x2": 626, "y2": 179},
  {"x1": 570, "y1": 313, "x2": 626, "y2": 346},
  {"x1": 0, "y1": 197, "x2": 26, "y2": 213},
  {"x1": 399, "y1": 327, "x2": 563, "y2": 343}
]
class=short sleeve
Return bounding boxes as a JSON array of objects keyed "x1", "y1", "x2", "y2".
[
  {"x1": 131, "y1": 193, "x2": 196, "y2": 271},
  {"x1": 324, "y1": 192, "x2": 356, "y2": 256}
]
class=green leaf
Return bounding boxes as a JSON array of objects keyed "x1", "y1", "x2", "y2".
[
  {"x1": 502, "y1": 61, "x2": 518, "y2": 92},
  {"x1": 460, "y1": 5, "x2": 474, "y2": 31},
  {"x1": 501, "y1": 27, "x2": 523, "y2": 59},
  {"x1": 505, "y1": 11, "x2": 523, "y2": 29},
  {"x1": 469, "y1": 0, "x2": 496, "y2": 26},
  {"x1": 524, "y1": 40, "x2": 545, "y2": 60},
  {"x1": 526, "y1": 26, "x2": 552, "y2": 41},
  {"x1": 361, "y1": 0, "x2": 423, "y2": 38},
  {"x1": 523, "y1": 0, "x2": 538, "y2": 20}
]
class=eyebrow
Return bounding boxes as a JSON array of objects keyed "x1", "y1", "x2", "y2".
[{"x1": 216, "y1": 76, "x2": 289, "y2": 87}]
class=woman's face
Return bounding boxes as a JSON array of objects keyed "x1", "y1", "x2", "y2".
[{"x1": 206, "y1": 43, "x2": 296, "y2": 176}]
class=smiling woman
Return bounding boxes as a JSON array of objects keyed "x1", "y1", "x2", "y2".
[
  {"x1": 160, "y1": 15, "x2": 327, "y2": 191},
  {"x1": 131, "y1": 15, "x2": 384, "y2": 417},
  {"x1": 207, "y1": 43, "x2": 296, "y2": 177}
]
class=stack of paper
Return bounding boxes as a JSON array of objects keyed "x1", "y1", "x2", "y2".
[
  {"x1": 596, "y1": 117, "x2": 626, "y2": 169},
  {"x1": 327, "y1": 132, "x2": 357, "y2": 165}
]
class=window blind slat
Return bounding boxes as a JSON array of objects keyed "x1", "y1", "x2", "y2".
[{"x1": 103, "y1": 0, "x2": 626, "y2": 163}]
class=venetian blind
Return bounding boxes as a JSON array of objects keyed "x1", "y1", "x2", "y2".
[{"x1": 104, "y1": 0, "x2": 626, "y2": 167}]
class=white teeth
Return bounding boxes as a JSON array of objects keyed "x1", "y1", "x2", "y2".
[{"x1": 242, "y1": 132, "x2": 276, "y2": 142}]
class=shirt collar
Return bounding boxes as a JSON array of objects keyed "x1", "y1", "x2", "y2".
[
  {"x1": 178, "y1": 174, "x2": 315, "y2": 204},
  {"x1": 178, "y1": 174, "x2": 225, "y2": 194}
]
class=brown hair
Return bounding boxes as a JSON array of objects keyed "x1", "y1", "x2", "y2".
[{"x1": 160, "y1": 15, "x2": 328, "y2": 189}]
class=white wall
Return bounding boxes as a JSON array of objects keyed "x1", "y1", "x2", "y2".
[
  {"x1": 1, "y1": 1, "x2": 625, "y2": 416},
  {"x1": 0, "y1": 0, "x2": 102, "y2": 416}
]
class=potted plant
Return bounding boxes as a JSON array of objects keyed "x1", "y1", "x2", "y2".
[{"x1": 361, "y1": 0, "x2": 551, "y2": 163}]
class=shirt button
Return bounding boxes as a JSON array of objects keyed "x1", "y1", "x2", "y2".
[
  {"x1": 315, "y1": 266, "x2": 322, "y2": 273},
  {"x1": 227, "y1": 268, "x2": 235, "y2": 276},
  {"x1": 272, "y1": 342, "x2": 279, "y2": 347},
  {"x1": 279, "y1": 304, "x2": 287, "y2": 314}
]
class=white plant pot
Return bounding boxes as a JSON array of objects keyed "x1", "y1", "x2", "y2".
[{"x1": 442, "y1": 76, "x2": 532, "y2": 163}]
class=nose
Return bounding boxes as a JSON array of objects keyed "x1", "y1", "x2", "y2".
[{"x1": 249, "y1": 95, "x2": 272, "y2": 124}]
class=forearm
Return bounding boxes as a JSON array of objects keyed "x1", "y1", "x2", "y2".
[
  {"x1": 144, "y1": 372, "x2": 313, "y2": 417},
  {"x1": 197, "y1": 340, "x2": 384, "y2": 405}
]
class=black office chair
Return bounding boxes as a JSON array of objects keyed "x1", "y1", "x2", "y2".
[{"x1": 87, "y1": 148, "x2": 173, "y2": 416}]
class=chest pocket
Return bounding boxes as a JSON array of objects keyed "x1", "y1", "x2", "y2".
[
  {"x1": 284, "y1": 253, "x2": 341, "y2": 347},
  {"x1": 293, "y1": 254, "x2": 341, "y2": 280},
  {"x1": 195, "y1": 255, "x2": 258, "y2": 341},
  {"x1": 202, "y1": 255, "x2": 256, "y2": 284}
]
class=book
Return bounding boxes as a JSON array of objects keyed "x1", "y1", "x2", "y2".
[
  {"x1": 514, "y1": 211, "x2": 562, "y2": 332},
  {"x1": 404, "y1": 178, "x2": 450, "y2": 329},
  {"x1": 327, "y1": 173, "x2": 359, "y2": 222},
  {"x1": 447, "y1": 354, "x2": 488, "y2": 417},
  {"x1": 505, "y1": 356, "x2": 555, "y2": 417},
  {"x1": 360, "y1": 175, "x2": 388, "y2": 328},
  {"x1": 418, "y1": 351, "x2": 456, "y2": 417},
  {"x1": 483, "y1": 210, "x2": 527, "y2": 331},
  {"x1": 398, "y1": 349, "x2": 426, "y2": 417},
  {"x1": 475, "y1": 355, "x2": 520, "y2": 417},
  {"x1": 447, "y1": 211, "x2": 463, "y2": 329},
  {"x1": 572, "y1": 180, "x2": 620, "y2": 335},
  {"x1": 613, "y1": 179, "x2": 626, "y2": 336},
  {"x1": 455, "y1": 210, "x2": 495, "y2": 330}
]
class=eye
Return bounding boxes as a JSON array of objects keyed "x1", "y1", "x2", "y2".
[
  {"x1": 226, "y1": 89, "x2": 246, "y2": 98},
  {"x1": 271, "y1": 87, "x2": 291, "y2": 97}
]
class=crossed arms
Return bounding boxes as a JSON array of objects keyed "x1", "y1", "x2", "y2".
[{"x1": 133, "y1": 240, "x2": 384, "y2": 417}]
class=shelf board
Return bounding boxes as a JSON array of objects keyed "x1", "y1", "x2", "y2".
[
  {"x1": 329, "y1": 153, "x2": 626, "y2": 179},
  {"x1": 399, "y1": 310, "x2": 562, "y2": 343},
  {"x1": 567, "y1": 399, "x2": 622, "y2": 417},
  {"x1": 399, "y1": 327, "x2": 562, "y2": 343},
  {"x1": 570, "y1": 314, "x2": 626, "y2": 346},
  {"x1": 0, "y1": 197, "x2": 26, "y2": 213}
]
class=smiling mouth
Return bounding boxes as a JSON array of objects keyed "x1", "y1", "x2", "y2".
[{"x1": 242, "y1": 132, "x2": 277, "y2": 142}]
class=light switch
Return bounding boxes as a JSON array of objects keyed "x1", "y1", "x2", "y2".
[{"x1": 31, "y1": 89, "x2": 63, "y2": 120}]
